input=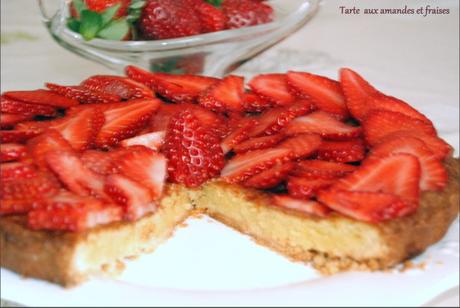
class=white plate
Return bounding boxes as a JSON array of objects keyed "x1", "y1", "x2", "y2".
[{"x1": 1, "y1": 214, "x2": 459, "y2": 307}]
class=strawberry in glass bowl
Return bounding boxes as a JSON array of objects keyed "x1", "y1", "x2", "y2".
[{"x1": 37, "y1": 0, "x2": 319, "y2": 76}]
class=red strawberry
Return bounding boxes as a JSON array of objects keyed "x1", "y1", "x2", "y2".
[
  {"x1": 81, "y1": 75, "x2": 154, "y2": 100},
  {"x1": 339, "y1": 67, "x2": 383, "y2": 121},
  {"x1": 94, "y1": 98, "x2": 161, "y2": 147},
  {"x1": 120, "y1": 131, "x2": 165, "y2": 150},
  {"x1": 81, "y1": 150, "x2": 118, "y2": 175},
  {"x1": 272, "y1": 195, "x2": 331, "y2": 218},
  {"x1": 242, "y1": 92, "x2": 272, "y2": 112},
  {"x1": 0, "y1": 129, "x2": 41, "y2": 143},
  {"x1": 126, "y1": 66, "x2": 219, "y2": 103},
  {"x1": 287, "y1": 71, "x2": 349, "y2": 119},
  {"x1": 333, "y1": 153, "x2": 421, "y2": 206},
  {"x1": 199, "y1": 75, "x2": 244, "y2": 113},
  {"x1": 278, "y1": 134, "x2": 322, "y2": 159},
  {"x1": 46, "y1": 83, "x2": 121, "y2": 104},
  {"x1": 28, "y1": 192, "x2": 123, "y2": 231},
  {"x1": 287, "y1": 176, "x2": 335, "y2": 199},
  {"x1": 317, "y1": 190, "x2": 413, "y2": 223},
  {"x1": 1, "y1": 95, "x2": 57, "y2": 116},
  {"x1": 243, "y1": 161, "x2": 294, "y2": 189},
  {"x1": 77, "y1": 0, "x2": 131, "y2": 17},
  {"x1": 285, "y1": 111, "x2": 362, "y2": 140},
  {"x1": 370, "y1": 136, "x2": 448, "y2": 191},
  {"x1": 1, "y1": 162, "x2": 37, "y2": 181},
  {"x1": 220, "y1": 117, "x2": 257, "y2": 154},
  {"x1": 4, "y1": 90, "x2": 78, "y2": 108},
  {"x1": 0, "y1": 113, "x2": 33, "y2": 128},
  {"x1": 15, "y1": 119, "x2": 50, "y2": 134},
  {"x1": 1, "y1": 171, "x2": 61, "y2": 215},
  {"x1": 27, "y1": 130, "x2": 74, "y2": 170},
  {"x1": 149, "y1": 103, "x2": 184, "y2": 131},
  {"x1": 292, "y1": 160, "x2": 358, "y2": 179},
  {"x1": 113, "y1": 146, "x2": 167, "y2": 198},
  {"x1": 249, "y1": 100, "x2": 314, "y2": 137},
  {"x1": 233, "y1": 134, "x2": 284, "y2": 153},
  {"x1": 362, "y1": 110, "x2": 437, "y2": 146},
  {"x1": 46, "y1": 150, "x2": 106, "y2": 198},
  {"x1": 222, "y1": 0, "x2": 273, "y2": 29},
  {"x1": 220, "y1": 148, "x2": 292, "y2": 183},
  {"x1": 375, "y1": 130, "x2": 452, "y2": 161},
  {"x1": 316, "y1": 139, "x2": 366, "y2": 163},
  {"x1": 104, "y1": 174, "x2": 156, "y2": 221},
  {"x1": 163, "y1": 109, "x2": 224, "y2": 187},
  {"x1": 364, "y1": 95, "x2": 432, "y2": 124},
  {"x1": 189, "y1": 0, "x2": 227, "y2": 32},
  {"x1": 248, "y1": 74, "x2": 296, "y2": 106},
  {"x1": 139, "y1": 0, "x2": 202, "y2": 40},
  {"x1": 0, "y1": 143, "x2": 27, "y2": 162}
]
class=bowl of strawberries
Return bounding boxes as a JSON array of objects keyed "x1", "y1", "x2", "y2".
[{"x1": 38, "y1": 0, "x2": 320, "y2": 76}]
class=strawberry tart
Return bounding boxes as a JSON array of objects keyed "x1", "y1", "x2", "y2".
[{"x1": 0, "y1": 66, "x2": 458, "y2": 286}]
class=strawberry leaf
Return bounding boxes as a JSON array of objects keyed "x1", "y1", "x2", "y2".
[
  {"x1": 67, "y1": 18, "x2": 81, "y2": 32},
  {"x1": 72, "y1": 0, "x2": 87, "y2": 15},
  {"x1": 79, "y1": 10, "x2": 103, "y2": 40},
  {"x1": 206, "y1": 0, "x2": 224, "y2": 7},
  {"x1": 97, "y1": 18, "x2": 129, "y2": 40},
  {"x1": 101, "y1": 3, "x2": 121, "y2": 26}
]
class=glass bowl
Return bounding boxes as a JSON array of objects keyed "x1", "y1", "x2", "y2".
[{"x1": 38, "y1": 0, "x2": 320, "y2": 77}]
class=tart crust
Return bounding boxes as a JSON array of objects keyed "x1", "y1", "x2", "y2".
[{"x1": 1, "y1": 158, "x2": 459, "y2": 286}]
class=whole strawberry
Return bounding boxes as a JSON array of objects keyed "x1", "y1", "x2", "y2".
[
  {"x1": 163, "y1": 109, "x2": 224, "y2": 187},
  {"x1": 184, "y1": 0, "x2": 227, "y2": 33},
  {"x1": 139, "y1": 0, "x2": 202, "y2": 39},
  {"x1": 222, "y1": 0, "x2": 273, "y2": 29},
  {"x1": 70, "y1": 0, "x2": 131, "y2": 18}
]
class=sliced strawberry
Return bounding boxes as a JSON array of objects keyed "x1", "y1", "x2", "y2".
[
  {"x1": 362, "y1": 110, "x2": 437, "y2": 146},
  {"x1": 126, "y1": 66, "x2": 218, "y2": 103},
  {"x1": 113, "y1": 146, "x2": 167, "y2": 199},
  {"x1": 287, "y1": 176, "x2": 335, "y2": 199},
  {"x1": 46, "y1": 150, "x2": 106, "y2": 198},
  {"x1": 364, "y1": 95, "x2": 432, "y2": 124},
  {"x1": 104, "y1": 174, "x2": 156, "y2": 221},
  {"x1": 149, "y1": 103, "x2": 184, "y2": 132},
  {"x1": 81, "y1": 150, "x2": 116, "y2": 175},
  {"x1": 243, "y1": 161, "x2": 294, "y2": 189},
  {"x1": 249, "y1": 100, "x2": 314, "y2": 137},
  {"x1": 242, "y1": 91, "x2": 272, "y2": 112},
  {"x1": 81, "y1": 75, "x2": 154, "y2": 100},
  {"x1": 292, "y1": 160, "x2": 358, "y2": 179},
  {"x1": 248, "y1": 74, "x2": 296, "y2": 106},
  {"x1": 0, "y1": 143, "x2": 27, "y2": 162},
  {"x1": 1, "y1": 162, "x2": 37, "y2": 181},
  {"x1": 28, "y1": 193, "x2": 123, "y2": 231},
  {"x1": 14, "y1": 119, "x2": 51, "y2": 134},
  {"x1": 370, "y1": 136, "x2": 448, "y2": 191},
  {"x1": 120, "y1": 131, "x2": 165, "y2": 151},
  {"x1": 272, "y1": 195, "x2": 331, "y2": 218},
  {"x1": 318, "y1": 189, "x2": 414, "y2": 223},
  {"x1": 46, "y1": 83, "x2": 121, "y2": 104},
  {"x1": 4, "y1": 89, "x2": 78, "y2": 108},
  {"x1": 0, "y1": 113, "x2": 33, "y2": 128},
  {"x1": 278, "y1": 134, "x2": 322, "y2": 159},
  {"x1": 317, "y1": 139, "x2": 366, "y2": 163},
  {"x1": 233, "y1": 134, "x2": 284, "y2": 153},
  {"x1": 285, "y1": 111, "x2": 362, "y2": 140},
  {"x1": 95, "y1": 98, "x2": 161, "y2": 147},
  {"x1": 1, "y1": 95, "x2": 57, "y2": 116},
  {"x1": 339, "y1": 67, "x2": 383, "y2": 121},
  {"x1": 27, "y1": 130, "x2": 74, "y2": 170},
  {"x1": 287, "y1": 71, "x2": 348, "y2": 119},
  {"x1": 376, "y1": 130, "x2": 452, "y2": 161},
  {"x1": 44, "y1": 108, "x2": 105, "y2": 151},
  {"x1": 0, "y1": 129, "x2": 40, "y2": 143},
  {"x1": 220, "y1": 148, "x2": 292, "y2": 183},
  {"x1": 1, "y1": 171, "x2": 61, "y2": 215},
  {"x1": 333, "y1": 153, "x2": 421, "y2": 206},
  {"x1": 220, "y1": 117, "x2": 257, "y2": 154},
  {"x1": 198, "y1": 75, "x2": 244, "y2": 112},
  {"x1": 163, "y1": 109, "x2": 224, "y2": 187}
]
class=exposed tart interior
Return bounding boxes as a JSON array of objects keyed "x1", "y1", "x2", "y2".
[{"x1": 1, "y1": 158, "x2": 458, "y2": 286}]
